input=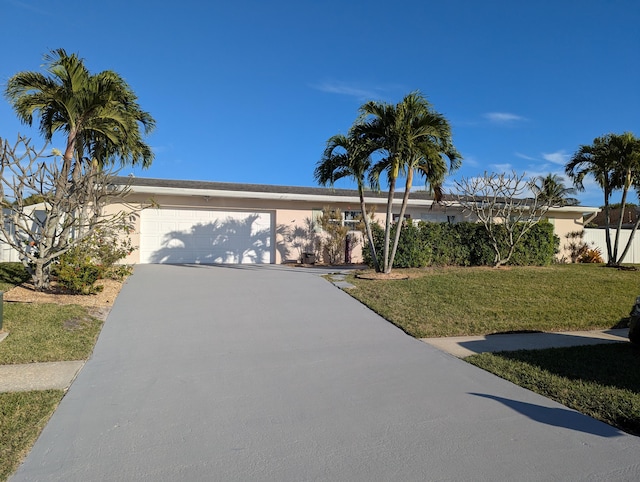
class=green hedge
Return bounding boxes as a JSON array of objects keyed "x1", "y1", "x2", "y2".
[{"x1": 364, "y1": 221, "x2": 558, "y2": 268}]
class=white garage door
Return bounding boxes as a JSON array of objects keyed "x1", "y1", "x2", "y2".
[{"x1": 140, "y1": 208, "x2": 273, "y2": 264}]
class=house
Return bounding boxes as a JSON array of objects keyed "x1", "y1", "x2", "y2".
[
  {"x1": 105, "y1": 177, "x2": 601, "y2": 265},
  {"x1": 588, "y1": 205, "x2": 639, "y2": 229}
]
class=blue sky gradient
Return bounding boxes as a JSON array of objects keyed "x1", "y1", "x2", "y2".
[{"x1": 1, "y1": 0, "x2": 638, "y2": 207}]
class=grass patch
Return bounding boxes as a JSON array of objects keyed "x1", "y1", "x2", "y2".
[
  {"x1": 467, "y1": 343, "x2": 640, "y2": 435},
  {"x1": 347, "y1": 264, "x2": 638, "y2": 337},
  {"x1": 0, "y1": 390, "x2": 63, "y2": 481},
  {"x1": 0, "y1": 303, "x2": 103, "y2": 364}
]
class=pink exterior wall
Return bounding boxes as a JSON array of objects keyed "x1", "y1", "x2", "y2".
[{"x1": 113, "y1": 191, "x2": 593, "y2": 266}]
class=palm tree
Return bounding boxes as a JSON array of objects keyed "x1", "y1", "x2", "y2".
[
  {"x1": 356, "y1": 91, "x2": 461, "y2": 273},
  {"x1": 532, "y1": 174, "x2": 579, "y2": 206},
  {"x1": 314, "y1": 131, "x2": 380, "y2": 271},
  {"x1": 566, "y1": 132, "x2": 640, "y2": 266},
  {"x1": 5, "y1": 48, "x2": 155, "y2": 177},
  {"x1": 4, "y1": 49, "x2": 155, "y2": 288}
]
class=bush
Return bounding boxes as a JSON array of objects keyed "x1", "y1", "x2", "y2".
[
  {"x1": 54, "y1": 248, "x2": 104, "y2": 294},
  {"x1": 53, "y1": 222, "x2": 135, "y2": 294},
  {"x1": 579, "y1": 248, "x2": 604, "y2": 264},
  {"x1": 364, "y1": 220, "x2": 558, "y2": 269}
]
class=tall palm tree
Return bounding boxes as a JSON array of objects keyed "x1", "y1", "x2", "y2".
[
  {"x1": 4, "y1": 49, "x2": 155, "y2": 288},
  {"x1": 314, "y1": 131, "x2": 380, "y2": 271},
  {"x1": 532, "y1": 173, "x2": 579, "y2": 206},
  {"x1": 5, "y1": 48, "x2": 155, "y2": 177},
  {"x1": 356, "y1": 91, "x2": 461, "y2": 273},
  {"x1": 566, "y1": 132, "x2": 640, "y2": 266}
]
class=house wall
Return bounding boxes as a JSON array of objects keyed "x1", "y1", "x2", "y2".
[
  {"x1": 547, "y1": 212, "x2": 591, "y2": 261},
  {"x1": 101, "y1": 192, "x2": 594, "y2": 266}
]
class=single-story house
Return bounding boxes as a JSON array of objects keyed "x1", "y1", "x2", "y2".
[{"x1": 106, "y1": 177, "x2": 601, "y2": 265}]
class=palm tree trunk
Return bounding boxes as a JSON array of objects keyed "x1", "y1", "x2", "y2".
[
  {"x1": 617, "y1": 216, "x2": 640, "y2": 265},
  {"x1": 383, "y1": 176, "x2": 397, "y2": 273},
  {"x1": 358, "y1": 184, "x2": 380, "y2": 272},
  {"x1": 603, "y1": 188, "x2": 615, "y2": 266},
  {"x1": 613, "y1": 172, "x2": 631, "y2": 264},
  {"x1": 387, "y1": 171, "x2": 413, "y2": 273}
]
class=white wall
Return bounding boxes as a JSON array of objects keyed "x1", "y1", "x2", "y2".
[{"x1": 583, "y1": 228, "x2": 640, "y2": 264}]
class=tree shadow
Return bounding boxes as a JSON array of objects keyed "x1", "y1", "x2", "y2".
[
  {"x1": 149, "y1": 214, "x2": 287, "y2": 264},
  {"x1": 468, "y1": 392, "x2": 625, "y2": 438},
  {"x1": 482, "y1": 343, "x2": 640, "y2": 394}
]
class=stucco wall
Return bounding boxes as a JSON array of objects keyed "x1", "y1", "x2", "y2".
[{"x1": 108, "y1": 192, "x2": 593, "y2": 266}]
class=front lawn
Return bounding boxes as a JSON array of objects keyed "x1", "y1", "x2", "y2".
[
  {"x1": 347, "y1": 264, "x2": 638, "y2": 337},
  {"x1": 0, "y1": 262, "x2": 106, "y2": 480},
  {"x1": 467, "y1": 343, "x2": 640, "y2": 436},
  {"x1": 0, "y1": 391, "x2": 63, "y2": 481}
]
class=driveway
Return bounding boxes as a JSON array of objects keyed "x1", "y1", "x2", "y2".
[{"x1": 11, "y1": 264, "x2": 640, "y2": 481}]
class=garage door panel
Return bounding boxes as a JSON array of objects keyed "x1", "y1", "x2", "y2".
[{"x1": 140, "y1": 209, "x2": 273, "y2": 264}]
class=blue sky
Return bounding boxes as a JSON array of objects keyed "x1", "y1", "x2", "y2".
[{"x1": 1, "y1": 0, "x2": 638, "y2": 207}]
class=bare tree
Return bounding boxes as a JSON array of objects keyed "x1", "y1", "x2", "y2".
[
  {"x1": 0, "y1": 136, "x2": 137, "y2": 290},
  {"x1": 454, "y1": 171, "x2": 551, "y2": 267}
]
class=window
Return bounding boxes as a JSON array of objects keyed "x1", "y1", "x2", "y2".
[{"x1": 343, "y1": 210, "x2": 361, "y2": 230}]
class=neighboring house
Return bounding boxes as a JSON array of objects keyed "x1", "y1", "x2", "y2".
[
  {"x1": 101, "y1": 177, "x2": 601, "y2": 266},
  {"x1": 588, "y1": 206, "x2": 640, "y2": 229}
]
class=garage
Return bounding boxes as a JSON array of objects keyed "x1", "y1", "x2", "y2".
[{"x1": 139, "y1": 208, "x2": 273, "y2": 264}]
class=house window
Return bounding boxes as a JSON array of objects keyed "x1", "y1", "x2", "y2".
[
  {"x1": 392, "y1": 213, "x2": 411, "y2": 222},
  {"x1": 343, "y1": 210, "x2": 361, "y2": 230}
]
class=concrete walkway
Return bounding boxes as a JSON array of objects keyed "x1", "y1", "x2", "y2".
[
  {"x1": 422, "y1": 328, "x2": 630, "y2": 358},
  {"x1": 10, "y1": 264, "x2": 640, "y2": 481},
  {"x1": 0, "y1": 361, "x2": 84, "y2": 392}
]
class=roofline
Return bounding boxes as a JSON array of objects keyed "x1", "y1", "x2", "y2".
[{"x1": 116, "y1": 177, "x2": 600, "y2": 212}]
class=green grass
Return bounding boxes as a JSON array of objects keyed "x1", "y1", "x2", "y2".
[
  {"x1": 347, "y1": 264, "x2": 639, "y2": 337},
  {"x1": 467, "y1": 343, "x2": 640, "y2": 436},
  {"x1": 0, "y1": 262, "x2": 105, "y2": 480},
  {"x1": 0, "y1": 390, "x2": 63, "y2": 481},
  {"x1": 0, "y1": 303, "x2": 104, "y2": 364}
]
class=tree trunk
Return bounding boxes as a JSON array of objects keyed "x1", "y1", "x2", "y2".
[
  {"x1": 383, "y1": 175, "x2": 397, "y2": 273},
  {"x1": 612, "y1": 172, "x2": 631, "y2": 263},
  {"x1": 387, "y1": 171, "x2": 413, "y2": 273},
  {"x1": 617, "y1": 217, "x2": 640, "y2": 265},
  {"x1": 358, "y1": 184, "x2": 380, "y2": 272},
  {"x1": 603, "y1": 188, "x2": 615, "y2": 266}
]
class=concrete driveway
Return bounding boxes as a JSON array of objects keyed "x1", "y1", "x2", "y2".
[{"x1": 11, "y1": 264, "x2": 640, "y2": 481}]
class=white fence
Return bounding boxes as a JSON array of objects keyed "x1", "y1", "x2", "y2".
[{"x1": 583, "y1": 228, "x2": 640, "y2": 264}]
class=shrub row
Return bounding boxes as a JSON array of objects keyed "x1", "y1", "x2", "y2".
[{"x1": 364, "y1": 221, "x2": 558, "y2": 268}]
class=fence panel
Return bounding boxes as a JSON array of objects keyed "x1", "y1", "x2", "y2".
[{"x1": 583, "y1": 228, "x2": 640, "y2": 264}]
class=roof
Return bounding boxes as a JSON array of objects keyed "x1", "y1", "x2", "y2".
[
  {"x1": 113, "y1": 176, "x2": 600, "y2": 213},
  {"x1": 114, "y1": 176, "x2": 438, "y2": 206}
]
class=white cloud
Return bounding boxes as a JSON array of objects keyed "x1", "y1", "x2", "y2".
[
  {"x1": 515, "y1": 152, "x2": 537, "y2": 161},
  {"x1": 542, "y1": 150, "x2": 570, "y2": 165},
  {"x1": 490, "y1": 163, "x2": 512, "y2": 172},
  {"x1": 311, "y1": 81, "x2": 380, "y2": 100},
  {"x1": 483, "y1": 112, "x2": 527, "y2": 124}
]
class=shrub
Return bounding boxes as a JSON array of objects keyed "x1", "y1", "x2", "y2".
[
  {"x1": 579, "y1": 248, "x2": 604, "y2": 263},
  {"x1": 53, "y1": 221, "x2": 135, "y2": 294},
  {"x1": 54, "y1": 248, "x2": 104, "y2": 294},
  {"x1": 363, "y1": 220, "x2": 558, "y2": 268}
]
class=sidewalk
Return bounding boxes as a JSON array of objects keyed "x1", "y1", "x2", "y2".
[
  {"x1": 421, "y1": 328, "x2": 630, "y2": 358},
  {"x1": 0, "y1": 360, "x2": 84, "y2": 392}
]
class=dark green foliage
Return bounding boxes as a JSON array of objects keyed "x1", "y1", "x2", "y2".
[
  {"x1": 364, "y1": 221, "x2": 558, "y2": 268},
  {"x1": 53, "y1": 225, "x2": 135, "y2": 294},
  {"x1": 54, "y1": 248, "x2": 104, "y2": 294},
  {"x1": 0, "y1": 263, "x2": 30, "y2": 290}
]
